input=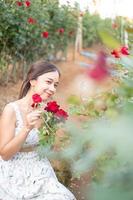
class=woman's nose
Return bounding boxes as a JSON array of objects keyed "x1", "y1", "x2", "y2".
[{"x1": 49, "y1": 84, "x2": 56, "y2": 92}]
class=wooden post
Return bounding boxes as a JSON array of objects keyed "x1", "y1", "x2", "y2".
[
  {"x1": 124, "y1": 30, "x2": 128, "y2": 47},
  {"x1": 74, "y1": 15, "x2": 83, "y2": 60}
]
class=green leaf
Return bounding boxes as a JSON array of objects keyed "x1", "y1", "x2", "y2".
[
  {"x1": 98, "y1": 30, "x2": 121, "y2": 49},
  {"x1": 67, "y1": 95, "x2": 81, "y2": 105}
]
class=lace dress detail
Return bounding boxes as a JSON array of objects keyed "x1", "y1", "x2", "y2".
[
  {"x1": 10, "y1": 102, "x2": 39, "y2": 148},
  {"x1": 0, "y1": 102, "x2": 76, "y2": 200}
]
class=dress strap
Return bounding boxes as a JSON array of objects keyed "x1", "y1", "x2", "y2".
[{"x1": 9, "y1": 102, "x2": 23, "y2": 127}]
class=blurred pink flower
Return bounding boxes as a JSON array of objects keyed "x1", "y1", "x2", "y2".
[{"x1": 87, "y1": 51, "x2": 109, "y2": 82}]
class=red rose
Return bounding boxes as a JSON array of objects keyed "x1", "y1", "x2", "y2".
[
  {"x1": 32, "y1": 94, "x2": 42, "y2": 103},
  {"x1": 27, "y1": 17, "x2": 36, "y2": 24},
  {"x1": 25, "y1": 0, "x2": 31, "y2": 7},
  {"x1": 58, "y1": 28, "x2": 64, "y2": 34},
  {"x1": 16, "y1": 1, "x2": 23, "y2": 6},
  {"x1": 120, "y1": 46, "x2": 129, "y2": 55},
  {"x1": 55, "y1": 109, "x2": 68, "y2": 120},
  {"x1": 42, "y1": 31, "x2": 49, "y2": 38},
  {"x1": 45, "y1": 101, "x2": 59, "y2": 113},
  {"x1": 111, "y1": 49, "x2": 120, "y2": 58}
]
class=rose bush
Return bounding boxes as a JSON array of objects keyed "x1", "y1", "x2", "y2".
[{"x1": 0, "y1": 0, "x2": 78, "y2": 83}]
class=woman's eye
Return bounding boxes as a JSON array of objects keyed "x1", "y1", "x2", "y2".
[
  {"x1": 46, "y1": 81, "x2": 51, "y2": 84},
  {"x1": 54, "y1": 83, "x2": 59, "y2": 88}
]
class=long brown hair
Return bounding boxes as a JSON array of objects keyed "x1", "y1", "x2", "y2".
[{"x1": 18, "y1": 60, "x2": 60, "y2": 99}]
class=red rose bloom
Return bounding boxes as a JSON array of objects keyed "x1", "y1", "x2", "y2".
[
  {"x1": 39, "y1": 101, "x2": 68, "y2": 146},
  {"x1": 42, "y1": 31, "x2": 49, "y2": 38},
  {"x1": 120, "y1": 46, "x2": 129, "y2": 55},
  {"x1": 27, "y1": 17, "x2": 36, "y2": 24},
  {"x1": 16, "y1": 1, "x2": 23, "y2": 6},
  {"x1": 31, "y1": 94, "x2": 42, "y2": 108},
  {"x1": 58, "y1": 28, "x2": 64, "y2": 34},
  {"x1": 111, "y1": 49, "x2": 120, "y2": 58},
  {"x1": 32, "y1": 94, "x2": 42, "y2": 103},
  {"x1": 25, "y1": 0, "x2": 31, "y2": 7},
  {"x1": 55, "y1": 109, "x2": 68, "y2": 120},
  {"x1": 45, "y1": 101, "x2": 59, "y2": 113}
]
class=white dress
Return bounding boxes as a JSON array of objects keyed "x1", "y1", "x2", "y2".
[{"x1": 0, "y1": 102, "x2": 76, "y2": 200}]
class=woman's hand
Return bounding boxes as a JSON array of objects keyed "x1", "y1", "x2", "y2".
[{"x1": 25, "y1": 109, "x2": 42, "y2": 130}]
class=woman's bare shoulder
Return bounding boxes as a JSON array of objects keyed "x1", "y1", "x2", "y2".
[
  {"x1": 1, "y1": 99, "x2": 23, "y2": 118},
  {"x1": 1, "y1": 102, "x2": 16, "y2": 118}
]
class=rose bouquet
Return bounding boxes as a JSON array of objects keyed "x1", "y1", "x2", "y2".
[{"x1": 32, "y1": 94, "x2": 68, "y2": 147}]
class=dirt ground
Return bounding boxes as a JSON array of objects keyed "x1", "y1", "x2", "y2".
[{"x1": 0, "y1": 46, "x2": 113, "y2": 199}]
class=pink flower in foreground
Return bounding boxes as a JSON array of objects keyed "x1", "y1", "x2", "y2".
[{"x1": 88, "y1": 51, "x2": 109, "y2": 82}]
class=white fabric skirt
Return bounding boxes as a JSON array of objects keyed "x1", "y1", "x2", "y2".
[{"x1": 0, "y1": 152, "x2": 76, "y2": 200}]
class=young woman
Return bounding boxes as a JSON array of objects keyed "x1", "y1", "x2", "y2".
[{"x1": 0, "y1": 60, "x2": 76, "y2": 200}]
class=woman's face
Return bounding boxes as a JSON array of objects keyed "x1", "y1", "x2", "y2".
[{"x1": 31, "y1": 71, "x2": 59, "y2": 101}]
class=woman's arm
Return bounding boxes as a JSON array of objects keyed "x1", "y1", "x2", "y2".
[{"x1": 0, "y1": 104, "x2": 31, "y2": 161}]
